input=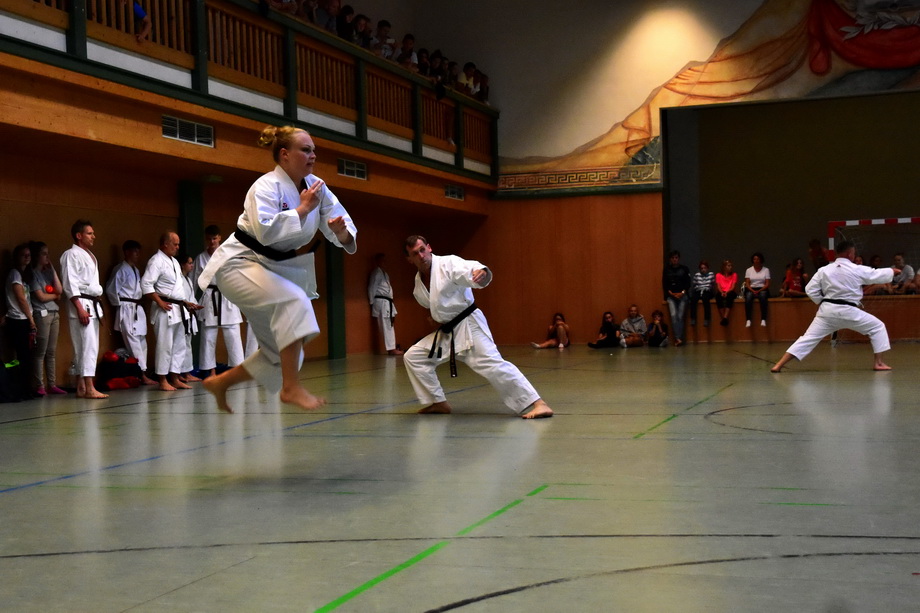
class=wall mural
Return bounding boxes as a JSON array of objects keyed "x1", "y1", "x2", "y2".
[{"x1": 498, "y1": 0, "x2": 920, "y2": 191}]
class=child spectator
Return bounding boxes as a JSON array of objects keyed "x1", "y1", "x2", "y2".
[{"x1": 689, "y1": 259, "x2": 715, "y2": 327}]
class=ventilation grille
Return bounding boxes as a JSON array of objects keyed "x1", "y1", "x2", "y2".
[
  {"x1": 162, "y1": 116, "x2": 214, "y2": 147},
  {"x1": 445, "y1": 185, "x2": 465, "y2": 200},
  {"x1": 338, "y1": 158, "x2": 367, "y2": 180}
]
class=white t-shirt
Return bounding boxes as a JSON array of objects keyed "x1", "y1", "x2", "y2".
[{"x1": 745, "y1": 266, "x2": 771, "y2": 290}]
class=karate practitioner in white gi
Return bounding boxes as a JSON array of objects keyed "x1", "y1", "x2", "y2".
[
  {"x1": 199, "y1": 126, "x2": 357, "y2": 413},
  {"x1": 142, "y1": 232, "x2": 198, "y2": 391},
  {"x1": 402, "y1": 235, "x2": 553, "y2": 418},
  {"x1": 368, "y1": 252, "x2": 402, "y2": 355},
  {"x1": 178, "y1": 252, "x2": 204, "y2": 382},
  {"x1": 105, "y1": 240, "x2": 156, "y2": 385},
  {"x1": 60, "y1": 219, "x2": 108, "y2": 399},
  {"x1": 193, "y1": 226, "x2": 244, "y2": 378},
  {"x1": 771, "y1": 240, "x2": 899, "y2": 373}
]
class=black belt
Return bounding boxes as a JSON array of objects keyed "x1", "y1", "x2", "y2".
[
  {"x1": 78, "y1": 294, "x2": 104, "y2": 319},
  {"x1": 374, "y1": 294, "x2": 395, "y2": 319},
  {"x1": 822, "y1": 298, "x2": 861, "y2": 308},
  {"x1": 427, "y1": 302, "x2": 478, "y2": 378},
  {"x1": 208, "y1": 284, "x2": 223, "y2": 326},
  {"x1": 159, "y1": 296, "x2": 190, "y2": 334},
  {"x1": 234, "y1": 228, "x2": 297, "y2": 261},
  {"x1": 119, "y1": 296, "x2": 142, "y2": 320}
]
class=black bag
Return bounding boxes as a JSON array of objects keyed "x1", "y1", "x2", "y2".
[{"x1": 0, "y1": 360, "x2": 29, "y2": 403}]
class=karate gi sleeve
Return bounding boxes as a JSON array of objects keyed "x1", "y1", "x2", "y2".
[
  {"x1": 59, "y1": 252, "x2": 82, "y2": 300},
  {"x1": 315, "y1": 182, "x2": 358, "y2": 254},
  {"x1": 247, "y1": 179, "x2": 304, "y2": 247}
]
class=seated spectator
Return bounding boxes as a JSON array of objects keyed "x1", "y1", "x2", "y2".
[
  {"x1": 715, "y1": 259, "x2": 738, "y2": 327},
  {"x1": 689, "y1": 259, "x2": 714, "y2": 327},
  {"x1": 5, "y1": 244, "x2": 37, "y2": 397},
  {"x1": 646, "y1": 310, "x2": 669, "y2": 348},
  {"x1": 743, "y1": 252, "x2": 770, "y2": 327},
  {"x1": 122, "y1": 0, "x2": 152, "y2": 43},
  {"x1": 396, "y1": 34, "x2": 418, "y2": 71},
  {"x1": 531, "y1": 312, "x2": 570, "y2": 349},
  {"x1": 371, "y1": 20, "x2": 396, "y2": 59},
  {"x1": 336, "y1": 4, "x2": 355, "y2": 41},
  {"x1": 619, "y1": 304, "x2": 647, "y2": 348},
  {"x1": 587, "y1": 311, "x2": 619, "y2": 349},
  {"x1": 780, "y1": 257, "x2": 809, "y2": 297},
  {"x1": 891, "y1": 253, "x2": 915, "y2": 294},
  {"x1": 314, "y1": 0, "x2": 339, "y2": 33},
  {"x1": 863, "y1": 254, "x2": 890, "y2": 295}
]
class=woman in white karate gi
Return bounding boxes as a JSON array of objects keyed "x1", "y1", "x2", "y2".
[{"x1": 199, "y1": 126, "x2": 357, "y2": 412}]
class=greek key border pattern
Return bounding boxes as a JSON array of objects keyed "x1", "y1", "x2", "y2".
[{"x1": 497, "y1": 164, "x2": 660, "y2": 191}]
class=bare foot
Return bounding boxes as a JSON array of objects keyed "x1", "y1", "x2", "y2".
[
  {"x1": 141, "y1": 375, "x2": 158, "y2": 386},
  {"x1": 280, "y1": 386, "x2": 326, "y2": 411},
  {"x1": 522, "y1": 399, "x2": 553, "y2": 419},
  {"x1": 173, "y1": 381, "x2": 192, "y2": 390},
  {"x1": 158, "y1": 382, "x2": 178, "y2": 392},
  {"x1": 203, "y1": 376, "x2": 233, "y2": 413},
  {"x1": 183, "y1": 374, "x2": 202, "y2": 382},
  {"x1": 418, "y1": 401, "x2": 452, "y2": 414},
  {"x1": 82, "y1": 389, "x2": 109, "y2": 399},
  {"x1": 770, "y1": 365, "x2": 783, "y2": 373},
  {"x1": 387, "y1": 349, "x2": 404, "y2": 356},
  {"x1": 874, "y1": 363, "x2": 893, "y2": 371}
]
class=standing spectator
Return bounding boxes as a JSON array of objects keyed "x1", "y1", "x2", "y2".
[
  {"x1": 29, "y1": 241, "x2": 66, "y2": 395},
  {"x1": 368, "y1": 253, "x2": 402, "y2": 356},
  {"x1": 353, "y1": 14, "x2": 372, "y2": 48},
  {"x1": 587, "y1": 311, "x2": 619, "y2": 349},
  {"x1": 689, "y1": 259, "x2": 715, "y2": 327},
  {"x1": 371, "y1": 20, "x2": 395, "y2": 59},
  {"x1": 417, "y1": 48, "x2": 431, "y2": 77},
  {"x1": 715, "y1": 259, "x2": 738, "y2": 326},
  {"x1": 267, "y1": 0, "x2": 300, "y2": 17},
  {"x1": 662, "y1": 250, "x2": 691, "y2": 346},
  {"x1": 5, "y1": 243, "x2": 37, "y2": 397},
  {"x1": 619, "y1": 304, "x2": 647, "y2": 348},
  {"x1": 531, "y1": 312, "x2": 570, "y2": 349},
  {"x1": 780, "y1": 257, "x2": 809, "y2": 297},
  {"x1": 60, "y1": 219, "x2": 108, "y2": 399},
  {"x1": 396, "y1": 34, "x2": 418, "y2": 71},
  {"x1": 106, "y1": 240, "x2": 156, "y2": 385},
  {"x1": 457, "y1": 62, "x2": 476, "y2": 95},
  {"x1": 475, "y1": 72, "x2": 490, "y2": 104},
  {"x1": 314, "y1": 0, "x2": 339, "y2": 33},
  {"x1": 142, "y1": 231, "x2": 192, "y2": 392},
  {"x1": 193, "y1": 225, "x2": 245, "y2": 379},
  {"x1": 336, "y1": 4, "x2": 355, "y2": 41},
  {"x1": 299, "y1": 0, "x2": 318, "y2": 23},
  {"x1": 743, "y1": 252, "x2": 771, "y2": 328}
]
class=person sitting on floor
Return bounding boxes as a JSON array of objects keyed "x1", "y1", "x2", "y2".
[
  {"x1": 587, "y1": 311, "x2": 619, "y2": 349},
  {"x1": 532, "y1": 312, "x2": 570, "y2": 349},
  {"x1": 646, "y1": 309, "x2": 669, "y2": 347},
  {"x1": 619, "y1": 304, "x2": 647, "y2": 348}
]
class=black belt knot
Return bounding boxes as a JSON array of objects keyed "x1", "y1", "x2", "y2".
[
  {"x1": 427, "y1": 302, "x2": 478, "y2": 378},
  {"x1": 234, "y1": 228, "x2": 297, "y2": 261}
]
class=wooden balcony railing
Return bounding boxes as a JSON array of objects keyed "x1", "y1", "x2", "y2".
[{"x1": 6, "y1": 0, "x2": 498, "y2": 176}]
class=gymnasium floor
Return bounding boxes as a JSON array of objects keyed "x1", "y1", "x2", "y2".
[{"x1": 2, "y1": 341, "x2": 920, "y2": 612}]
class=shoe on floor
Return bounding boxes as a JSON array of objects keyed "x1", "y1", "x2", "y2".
[
  {"x1": 761, "y1": 320, "x2": 767, "y2": 327},
  {"x1": 530, "y1": 342, "x2": 540, "y2": 349},
  {"x1": 746, "y1": 320, "x2": 752, "y2": 328},
  {"x1": 35, "y1": 386, "x2": 46, "y2": 396},
  {"x1": 48, "y1": 386, "x2": 67, "y2": 395}
]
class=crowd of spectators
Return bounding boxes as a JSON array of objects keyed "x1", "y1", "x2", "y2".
[{"x1": 263, "y1": 0, "x2": 490, "y2": 104}]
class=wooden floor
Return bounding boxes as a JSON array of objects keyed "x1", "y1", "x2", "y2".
[{"x1": 2, "y1": 341, "x2": 920, "y2": 612}]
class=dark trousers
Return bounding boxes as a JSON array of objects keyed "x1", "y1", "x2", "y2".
[
  {"x1": 744, "y1": 289, "x2": 769, "y2": 322},
  {"x1": 690, "y1": 290, "x2": 712, "y2": 323}
]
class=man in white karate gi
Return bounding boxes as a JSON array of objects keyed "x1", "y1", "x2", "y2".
[
  {"x1": 60, "y1": 219, "x2": 108, "y2": 399},
  {"x1": 142, "y1": 231, "x2": 197, "y2": 391},
  {"x1": 192, "y1": 225, "x2": 244, "y2": 378},
  {"x1": 105, "y1": 239, "x2": 156, "y2": 385},
  {"x1": 402, "y1": 235, "x2": 553, "y2": 419},
  {"x1": 368, "y1": 252, "x2": 402, "y2": 355},
  {"x1": 772, "y1": 240, "x2": 900, "y2": 372}
]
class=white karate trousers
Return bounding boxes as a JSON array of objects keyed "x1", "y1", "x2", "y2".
[
  {"x1": 69, "y1": 317, "x2": 100, "y2": 377},
  {"x1": 198, "y1": 324, "x2": 244, "y2": 370},
  {"x1": 786, "y1": 302, "x2": 890, "y2": 360},
  {"x1": 403, "y1": 317, "x2": 540, "y2": 414}
]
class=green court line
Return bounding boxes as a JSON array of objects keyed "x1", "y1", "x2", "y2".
[
  {"x1": 633, "y1": 383, "x2": 734, "y2": 439},
  {"x1": 314, "y1": 485, "x2": 548, "y2": 612}
]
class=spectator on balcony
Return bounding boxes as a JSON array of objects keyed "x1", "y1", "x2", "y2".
[
  {"x1": 266, "y1": 0, "x2": 300, "y2": 17},
  {"x1": 371, "y1": 20, "x2": 396, "y2": 60},
  {"x1": 299, "y1": 0, "x2": 318, "y2": 23},
  {"x1": 417, "y1": 48, "x2": 431, "y2": 77},
  {"x1": 315, "y1": 0, "x2": 338, "y2": 34},
  {"x1": 429, "y1": 50, "x2": 447, "y2": 84},
  {"x1": 396, "y1": 34, "x2": 418, "y2": 71},
  {"x1": 336, "y1": 4, "x2": 355, "y2": 41},
  {"x1": 457, "y1": 62, "x2": 476, "y2": 95},
  {"x1": 474, "y1": 70, "x2": 489, "y2": 104},
  {"x1": 122, "y1": 0, "x2": 151, "y2": 43},
  {"x1": 353, "y1": 14, "x2": 372, "y2": 48},
  {"x1": 445, "y1": 61, "x2": 460, "y2": 89}
]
